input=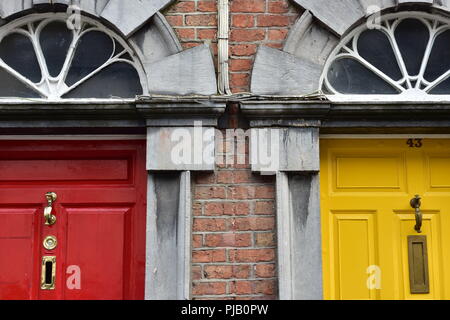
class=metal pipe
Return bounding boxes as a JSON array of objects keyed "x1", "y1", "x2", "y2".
[{"x1": 218, "y1": 0, "x2": 232, "y2": 95}]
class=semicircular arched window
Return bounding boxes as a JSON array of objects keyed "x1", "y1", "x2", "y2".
[
  {"x1": 0, "y1": 14, "x2": 145, "y2": 100},
  {"x1": 322, "y1": 12, "x2": 450, "y2": 100}
]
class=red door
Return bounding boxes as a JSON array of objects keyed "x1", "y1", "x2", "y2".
[{"x1": 0, "y1": 140, "x2": 147, "y2": 300}]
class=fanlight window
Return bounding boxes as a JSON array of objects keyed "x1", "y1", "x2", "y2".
[
  {"x1": 0, "y1": 14, "x2": 144, "y2": 99},
  {"x1": 322, "y1": 12, "x2": 450, "y2": 98}
]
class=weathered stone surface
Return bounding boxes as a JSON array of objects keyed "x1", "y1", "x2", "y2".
[
  {"x1": 130, "y1": 12, "x2": 182, "y2": 68},
  {"x1": 77, "y1": 0, "x2": 109, "y2": 15},
  {"x1": 101, "y1": 0, "x2": 173, "y2": 37},
  {"x1": 147, "y1": 44, "x2": 217, "y2": 95},
  {"x1": 276, "y1": 172, "x2": 322, "y2": 300},
  {"x1": 283, "y1": 11, "x2": 338, "y2": 67},
  {"x1": 0, "y1": 0, "x2": 32, "y2": 18},
  {"x1": 288, "y1": 173, "x2": 322, "y2": 300},
  {"x1": 292, "y1": 0, "x2": 365, "y2": 35},
  {"x1": 250, "y1": 128, "x2": 320, "y2": 173},
  {"x1": 147, "y1": 126, "x2": 216, "y2": 172},
  {"x1": 251, "y1": 46, "x2": 322, "y2": 95},
  {"x1": 145, "y1": 172, "x2": 192, "y2": 300}
]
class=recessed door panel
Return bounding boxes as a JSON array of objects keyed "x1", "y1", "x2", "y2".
[
  {"x1": 64, "y1": 207, "x2": 129, "y2": 300},
  {"x1": 0, "y1": 208, "x2": 38, "y2": 300}
]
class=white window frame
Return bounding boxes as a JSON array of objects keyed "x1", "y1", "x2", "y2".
[
  {"x1": 321, "y1": 11, "x2": 450, "y2": 103},
  {"x1": 0, "y1": 13, "x2": 148, "y2": 101}
]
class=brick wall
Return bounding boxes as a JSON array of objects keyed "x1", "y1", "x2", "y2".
[
  {"x1": 163, "y1": 0, "x2": 301, "y2": 93},
  {"x1": 191, "y1": 131, "x2": 278, "y2": 300},
  {"x1": 162, "y1": 0, "x2": 302, "y2": 300}
]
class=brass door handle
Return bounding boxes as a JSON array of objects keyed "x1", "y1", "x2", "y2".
[
  {"x1": 44, "y1": 192, "x2": 57, "y2": 226},
  {"x1": 410, "y1": 195, "x2": 422, "y2": 233}
]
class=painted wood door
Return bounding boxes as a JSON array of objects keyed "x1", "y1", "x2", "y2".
[
  {"x1": 321, "y1": 139, "x2": 450, "y2": 300},
  {"x1": 0, "y1": 140, "x2": 147, "y2": 300}
]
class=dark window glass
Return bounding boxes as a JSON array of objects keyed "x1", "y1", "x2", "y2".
[
  {"x1": 66, "y1": 31, "x2": 114, "y2": 86},
  {"x1": 40, "y1": 21, "x2": 73, "y2": 77},
  {"x1": 429, "y1": 77, "x2": 450, "y2": 94},
  {"x1": 0, "y1": 33, "x2": 42, "y2": 83},
  {"x1": 424, "y1": 30, "x2": 450, "y2": 82},
  {"x1": 0, "y1": 68, "x2": 40, "y2": 98},
  {"x1": 395, "y1": 19, "x2": 429, "y2": 76},
  {"x1": 63, "y1": 62, "x2": 142, "y2": 98},
  {"x1": 328, "y1": 58, "x2": 397, "y2": 94},
  {"x1": 358, "y1": 29, "x2": 402, "y2": 81}
]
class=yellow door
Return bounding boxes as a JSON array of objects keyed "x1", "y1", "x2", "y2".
[{"x1": 321, "y1": 139, "x2": 450, "y2": 300}]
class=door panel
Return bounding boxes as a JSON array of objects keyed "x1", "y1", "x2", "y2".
[
  {"x1": 0, "y1": 208, "x2": 38, "y2": 300},
  {"x1": 321, "y1": 139, "x2": 450, "y2": 300},
  {"x1": 64, "y1": 207, "x2": 128, "y2": 300},
  {"x1": 0, "y1": 140, "x2": 147, "y2": 300}
]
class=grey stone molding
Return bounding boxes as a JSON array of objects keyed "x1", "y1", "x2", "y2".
[{"x1": 146, "y1": 171, "x2": 192, "y2": 300}]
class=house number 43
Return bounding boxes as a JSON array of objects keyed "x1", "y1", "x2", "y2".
[{"x1": 407, "y1": 139, "x2": 423, "y2": 148}]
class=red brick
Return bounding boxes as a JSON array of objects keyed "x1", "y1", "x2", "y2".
[
  {"x1": 198, "y1": 28, "x2": 217, "y2": 40},
  {"x1": 255, "y1": 233, "x2": 276, "y2": 247},
  {"x1": 186, "y1": 14, "x2": 217, "y2": 26},
  {"x1": 193, "y1": 234, "x2": 203, "y2": 248},
  {"x1": 167, "y1": 1, "x2": 195, "y2": 13},
  {"x1": 204, "y1": 202, "x2": 225, "y2": 216},
  {"x1": 230, "y1": 281, "x2": 253, "y2": 295},
  {"x1": 166, "y1": 15, "x2": 184, "y2": 26},
  {"x1": 255, "y1": 264, "x2": 276, "y2": 278},
  {"x1": 195, "y1": 186, "x2": 226, "y2": 199},
  {"x1": 232, "y1": 217, "x2": 275, "y2": 231},
  {"x1": 232, "y1": 14, "x2": 255, "y2": 28},
  {"x1": 204, "y1": 265, "x2": 233, "y2": 279},
  {"x1": 192, "y1": 249, "x2": 227, "y2": 263},
  {"x1": 205, "y1": 233, "x2": 252, "y2": 247},
  {"x1": 254, "y1": 280, "x2": 277, "y2": 295},
  {"x1": 198, "y1": 1, "x2": 217, "y2": 12},
  {"x1": 193, "y1": 202, "x2": 203, "y2": 216},
  {"x1": 231, "y1": 0, "x2": 266, "y2": 13},
  {"x1": 268, "y1": 29, "x2": 288, "y2": 41},
  {"x1": 257, "y1": 14, "x2": 290, "y2": 27},
  {"x1": 192, "y1": 282, "x2": 226, "y2": 295},
  {"x1": 230, "y1": 59, "x2": 253, "y2": 72},
  {"x1": 255, "y1": 201, "x2": 275, "y2": 215},
  {"x1": 268, "y1": 1, "x2": 290, "y2": 13},
  {"x1": 230, "y1": 44, "x2": 257, "y2": 56},
  {"x1": 230, "y1": 73, "x2": 250, "y2": 88},
  {"x1": 224, "y1": 202, "x2": 250, "y2": 216},
  {"x1": 255, "y1": 186, "x2": 275, "y2": 199},
  {"x1": 192, "y1": 266, "x2": 203, "y2": 280},
  {"x1": 265, "y1": 42, "x2": 283, "y2": 49},
  {"x1": 229, "y1": 249, "x2": 276, "y2": 262},
  {"x1": 230, "y1": 29, "x2": 266, "y2": 42},
  {"x1": 196, "y1": 173, "x2": 215, "y2": 184},
  {"x1": 193, "y1": 218, "x2": 229, "y2": 232},
  {"x1": 175, "y1": 28, "x2": 195, "y2": 40},
  {"x1": 227, "y1": 186, "x2": 256, "y2": 200}
]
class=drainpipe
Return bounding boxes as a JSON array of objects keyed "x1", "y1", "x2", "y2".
[{"x1": 218, "y1": 0, "x2": 232, "y2": 95}]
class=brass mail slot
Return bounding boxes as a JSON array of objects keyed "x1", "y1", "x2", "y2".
[
  {"x1": 408, "y1": 235, "x2": 430, "y2": 294},
  {"x1": 41, "y1": 256, "x2": 56, "y2": 290}
]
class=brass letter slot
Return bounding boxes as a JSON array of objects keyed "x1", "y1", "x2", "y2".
[
  {"x1": 408, "y1": 236, "x2": 430, "y2": 294},
  {"x1": 41, "y1": 256, "x2": 56, "y2": 290}
]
